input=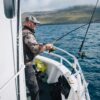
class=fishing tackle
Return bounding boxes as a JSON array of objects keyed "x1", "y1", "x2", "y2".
[
  {"x1": 48, "y1": 0, "x2": 99, "y2": 55},
  {"x1": 49, "y1": 20, "x2": 99, "y2": 53}
]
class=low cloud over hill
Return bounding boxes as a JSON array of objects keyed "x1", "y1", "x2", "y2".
[{"x1": 22, "y1": 6, "x2": 100, "y2": 24}]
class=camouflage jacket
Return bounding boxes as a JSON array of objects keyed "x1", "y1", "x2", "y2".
[{"x1": 23, "y1": 29, "x2": 41, "y2": 63}]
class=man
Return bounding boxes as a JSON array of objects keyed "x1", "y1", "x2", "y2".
[{"x1": 22, "y1": 16, "x2": 54, "y2": 100}]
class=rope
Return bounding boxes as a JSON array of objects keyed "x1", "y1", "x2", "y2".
[{"x1": 0, "y1": 65, "x2": 25, "y2": 93}]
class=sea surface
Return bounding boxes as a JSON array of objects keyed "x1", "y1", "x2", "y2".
[{"x1": 36, "y1": 23, "x2": 100, "y2": 100}]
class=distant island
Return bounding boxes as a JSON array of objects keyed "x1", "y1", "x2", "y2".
[{"x1": 22, "y1": 6, "x2": 100, "y2": 24}]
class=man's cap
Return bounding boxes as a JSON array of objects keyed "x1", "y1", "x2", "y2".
[{"x1": 25, "y1": 16, "x2": 40, "y2": 24}]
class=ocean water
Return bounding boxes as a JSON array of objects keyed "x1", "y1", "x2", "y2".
[{"x1": 36, "y1": 23, "x2": 100, "y2": 100}]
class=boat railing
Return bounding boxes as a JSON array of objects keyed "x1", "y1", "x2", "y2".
[
  {"x1": 44, "y1": 46, "x2": 90, "y2": 100},
  {"x1": 44, "y1": 46, "x2": 88, "y2": 81},
  {"x1": 44, "y1": 46, "x2": 81, "y2": 75}
]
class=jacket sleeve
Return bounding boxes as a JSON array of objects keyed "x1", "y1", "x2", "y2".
[{"x1": 24, "y1": 32, "x2": 41, "y2": 55}]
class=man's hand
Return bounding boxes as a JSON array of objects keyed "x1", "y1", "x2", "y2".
[
  {"x1": 45, "y1": 43, "x2": 54, "y2": 50},
  {"x1": 45, "y1": 44, "x2": 55, "y2": 52},
  {"x1": 39, "y1": 43, "x2": 55, "y2": 53}
]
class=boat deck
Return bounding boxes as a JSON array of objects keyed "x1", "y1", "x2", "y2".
[{"x1": 27, "y1": 78, "x2": 67, "y2": 100}]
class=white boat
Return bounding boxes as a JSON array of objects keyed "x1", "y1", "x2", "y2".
[{"x1": 0, "y1": 0, "x2": 90, "y2": 100}]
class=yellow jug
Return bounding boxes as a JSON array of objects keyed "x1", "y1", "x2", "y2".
[{"x1": 34, "y1": 59, "x2": 47, "y2": 73}]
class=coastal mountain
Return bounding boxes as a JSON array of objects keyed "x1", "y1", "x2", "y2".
[{"x1": 22, "y1": 6, "x2": 100, "y2": 24}]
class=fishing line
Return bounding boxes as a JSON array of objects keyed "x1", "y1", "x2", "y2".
[
  {"x1": 51, "y1": 19, "x2": 99, "y2": 45},
  {"x1": 78, "y1": 0, "x2": 99, "y2": 58}
]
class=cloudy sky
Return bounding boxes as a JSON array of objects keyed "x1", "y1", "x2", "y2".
[{"x1": 21, "y1": 0, "x2": 100, "y2": 12}]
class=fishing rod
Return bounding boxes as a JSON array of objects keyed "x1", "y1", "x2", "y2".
[
  {"x1": 48, "y1": 19, "x2": 99, "y2": 52},
  {"x1": 48, "y1": 0, "x2": 99, "y2": 52},
  {"x1": 50, "y1": 0, "x2": 99, "y2": 54},
  {"x1": 78, "y1": 0, "x2": 99, "y2": 58},
  {"x1": 51, "y1": 20, "x2": 99, "y2": 45}
]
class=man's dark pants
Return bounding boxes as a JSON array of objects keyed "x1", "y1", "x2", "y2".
[{"x1": 25, "y1": 66, "x2": 39, "y2": 100}]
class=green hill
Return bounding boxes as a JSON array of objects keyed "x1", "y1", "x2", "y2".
[{"x1": 22, "y1": 6, "x2": 100, "y2": 24}]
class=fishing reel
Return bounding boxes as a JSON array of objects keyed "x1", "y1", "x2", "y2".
[{"x1": 49, "y1": 47, "x2": 56, "y2": 53}]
